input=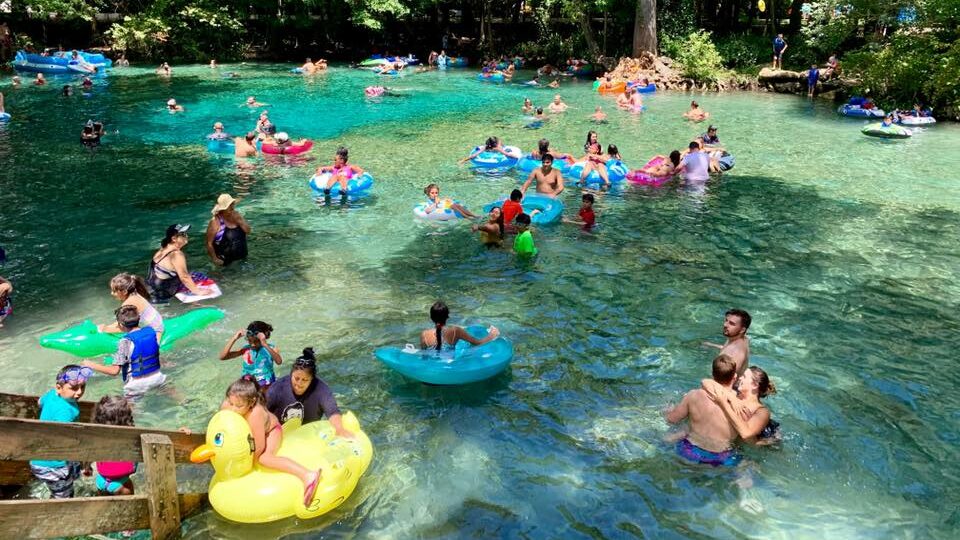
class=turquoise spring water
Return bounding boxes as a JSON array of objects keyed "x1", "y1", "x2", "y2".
[{"x1": 1, "y1": 64, "x2": 959, "y2": 538}]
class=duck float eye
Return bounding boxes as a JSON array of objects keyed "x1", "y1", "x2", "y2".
[{"x1": 214, "y1": 432, "x2": 224, "y2": 446}]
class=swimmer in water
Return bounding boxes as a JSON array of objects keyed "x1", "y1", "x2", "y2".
[
  {"x1": 471, "y1": 207, "x2": 505, "y2": 247},
  {"x1": 683, "y1": 100, "x2": 710, "y2": 122},
  {"x1": 702, "y1": 309, "x2": 751, "y2": 376},
  {"x1": 422, "y1": 183, "x2": 477, "y2": 219},
  {"x1": 209, "y1": 59, "x2": 218, "y2": 68},
  {"x1": 207, "y1": 122, "x2": 230, "y2": 141},
  {"x1": 166, "y1": 98, "x2": 184, "y2": 113},
  {"x1": 591, "y1": 106, "x2": 607, "y2": 123},
  {"x1": 245, "y1": 96, "x2": 268, "y2": 107},
  {"x1": 11, "y1": 76, "x2": 21, "y2": 87},
  {"x1": 521, "y1": 153, "x2": 564, "y2": 198},
  {"x1": 701, "y1": 365, "x2": 781, "y2": 446},
  {"x1": 0, "y1": 274, "x2": 11, "y2": 327},
  {"x1": 156, "y1": 62, "x2": 171, "y2": 76},
  {"x1": 419, "y1": 301, "x2": 500, "y2": 350},
  {"x1": 460, "y1": 136, "x2": 509, "y2": 164},
  {"x1": 316, "y1": 146, "x2": 364, "y2": 196},
  {"x1": 34, "y1": 73, "x2": 46, "y2": 86},
  {"x1": 234, "y1": 132, "x2": 259, "y2": 157},
  {"x1": 301, "y1": 58, "x2": 317, "y2": 75},
  {"x1": 81, "y1": 77, "x2": 93, "y2": 89},
  {"x1": 547, "y1": 94, "x2": 568, "y2": 113},
  {"x1": 522, "y1": 98, "x2": 534, "y2": 114},
  {"x1": 637, "y1": 150, "x2": 682, "y2": 177}
]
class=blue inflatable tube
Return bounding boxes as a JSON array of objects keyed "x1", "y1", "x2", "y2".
[
  {"x1": 838, "y1": 104, "x2": 885, "y2": 118},
  {"x1": 517, "y1": 154, "x2": 574, "y2": 174},
  {"x1": 470, "y1": 145, "x2": 522, "y2": 169},
  {"x1": 483, "y1": 194, "x2": 564, "y2": 225},
  {"x1": 477, "y1": 73, "x2": 505, "y2": 83},
  {"x1": 0, "y1": 112, "x2": 10, "y2": 123},
  {"x1": 566, "y1": 160, "x2": 629, "y2": 186},
  {"x1": 628, "y1": 82, "x2": 657, "y2": 93},
  {"x1": 374, "y1": 326, "x2": 513, "y2": 385},
  {"x1": 309, "y1": 172, "x2": 374, "y2": 196}
]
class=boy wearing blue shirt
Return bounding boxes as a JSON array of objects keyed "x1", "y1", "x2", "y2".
[
  {"x1": 772, "y1": 34, "x2": 787, "y2": 69},
  {"x1": 29, "y1": 365, "x2": 91, "y2": 498},
  {"x1": 807, "y1": 64, "x2": 820, "y2": 97}
]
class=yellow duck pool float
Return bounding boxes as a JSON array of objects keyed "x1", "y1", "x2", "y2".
[{"x1": 190, "y1": 410, "x2": 373, "y2": 523}]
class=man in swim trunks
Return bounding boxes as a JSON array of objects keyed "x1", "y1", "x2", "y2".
[
  {"x1": 702, "y1": 308, "x2": 751, "y2": 375},
  {"x1": 301, "y1": 58, "x2": 317, "y2": 74},
  {"x1": 547, "y1": 94, "x2": 568, "y2": 113},
  {"x1": 665, "y1": 354, "x2": 741, "y2": 466},
  {"x1": 520, "y1": 153, "x2": 564, "y2": 198}
]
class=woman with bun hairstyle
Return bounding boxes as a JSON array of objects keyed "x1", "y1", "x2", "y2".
[
  {"x1": 700, "y1": 366, "x2": 780, "y2": 444},
  {"x1": 265, "y1": 347, "x2": 354, "y2": 438}
]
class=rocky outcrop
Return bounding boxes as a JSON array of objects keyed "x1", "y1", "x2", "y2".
[{"x1": 757, "y1": 67, "x2": 852, "y2": 97}]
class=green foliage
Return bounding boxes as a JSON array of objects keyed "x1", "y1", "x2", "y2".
[
  {"x1": 106, "y1": 4, "x2": 244, "y2": 61},
  {"x1": 352, "y1": 0, "x2": 410, "y2": 30},
  {"x1": 20, "y1": 0, "x2": 99, "y2": 21},
  {"x1": 714, "y1": 34, "x2": 767, "y2": 70},
  {"x1": 106, "y1": 16, "x2": 171, "y2": 59},
  {"x1": 656, "y1": 0, "x2": 696, "y2": 43},
  {"x1": 801, "y1": 1, "x2": 857, "y2": 57},
  {"x1": 667, "y1": 30, "x2": 729, "y2": 83}
]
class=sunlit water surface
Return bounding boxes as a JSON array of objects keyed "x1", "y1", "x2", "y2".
[{"x1": 1, "y1": 64, "x2": 959, "y2": 539}]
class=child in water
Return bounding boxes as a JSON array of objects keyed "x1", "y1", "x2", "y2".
[
  {"x1": 219, "y1": 320, "x2": 282, "y2": 390},
  {"x1": 316, "y1": 147, "x2": 364, "y2": 196},
  {"x1": 460, "y1": 136, "x2": 508, "y2": 164},
  {"x1": 419, "y1": 301, "x2": 500, "y2": 350},
  {"x1": 221, "y1": 377, "x2": 321, "y2": 505},
  {"x1": 29, "y1": 365, "x2": 90, "y2": 498},
  {"x1": 93, "y1": 396, "x2": 138, "y2": 496},
  {"x1": 513, "y1": 213, "x2": 538, "y2": 256},
  {"x1": 422, "y1": 183, "x2": 477, "y2": 219},
  {"x1": 564, "y1": 193, "x2": 597, "y2": 231},
  {"x1": 591, "y1": 106, "x2": 607, "y2": 123}
]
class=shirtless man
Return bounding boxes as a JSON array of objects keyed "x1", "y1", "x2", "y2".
[
  {"x1": 301, "y1": 58, "x2": 317, "y2": 74},
  {"x1": 520, "y1": 153, "x2": 564, "y2": 198},
  {"x1": 234, "y1": 132, "x2": 259, "y2": 157},
  {"x1": 703, "y1": 309, "x2": 751, "y2": 375},
  {"x1": 665, "y1": 354, "x2": 741, "y2": 466},
  {"x1": 683, "y1": 101, "x2": 710, "y2": 122},
  {"x1": 547, "y1": 94, "x2": 568, "y2": 113}
]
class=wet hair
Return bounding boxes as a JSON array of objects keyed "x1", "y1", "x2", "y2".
[
  {"x1": 669, "y1": 150, "x2": 682, "y2": 166},
  {"x1": 336, "y1": 146, "x2": 349, "y2": 162},
  {"x1": 725, "y1": 308, "x2": 752, "y2": 330},
  {"x1": 292, "y1": 347, "x2": 317, "y2": 378},
  {"x1": 688, "y1": 141, "x2": 700, "y2": 150},
  {"x1": 93, "y1": 395, "x2": 135, "y2": 427},
  {"x1": 538, "y1": 139, "x2": 550, "y2": 155},
  {"x1": 245, "y1": 131, "x2": 256, "y2": 142},
  {"x1": 691, "y1": 101, "x2": 699, "y2": 108},
  {"x1": 516, "y1": 213, "x2": 532, "y2": 226},
  {"x1": 110, "y1": 273, "x2": 150, "y2": 300},
  {"x1": 712, "y1": 354, "x2": 737, "y2": 385},
  {"x1": 116, "y1": 305, "x2": 140, "y2": 329},
  {"x1": 535, "y1": 107, "x2": 543, "y2": 114},
  {"x1": 225, "y1": 377, "x2": 264, "y2": 408},
  {"x1": 542, "y1": 153, "x2": 554, "y2": 163},
  {"x1": 246, "y1": 320, "x2": 273, "y2": 339},
  {"x1": 430, "y1": 301, "x2": 450, "y2": 351},
  {"x1": 484, "y1": 136, "x2": 499, "y2": 150},
  {"x1": 748, "y1": 366, "x2": 776, "y2": 397},
  {"x1": 582, "y1": 193, "x2": 595, "y2": 204},
  {"x1": 607, "y1": 144, "x2": 619, "y2": 157},
  {"x1": 56, "y1": 364, "x2": 83, "y2": 385},
  {"x1": 160, "y1": 225, "x2": 186, "y2": 248},
  {"x1": 424, "y1": 183, "x2": 439, "y2": 196},
  {"x1": 584, "y1": 131, "x2": 599, "y2": 153},
  {"x1": 707, "y1": 125, "x2": 717, "y2": 132},
  {"x1": 509, "y1": 189, "x2": 523, "y2": 201}
]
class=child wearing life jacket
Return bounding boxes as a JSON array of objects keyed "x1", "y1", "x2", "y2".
[{"x1": 84, "y1": 305, "x2": 167, "y2": 398}]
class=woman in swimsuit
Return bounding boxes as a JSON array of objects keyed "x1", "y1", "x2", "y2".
[
  {"x1": 579, "y1": 131, "x2": 610, "y2": 188},
  {"x1": 419, "y1": 301, "x2": 500, "y2": 350},
  {"x1": 146, "y1": 224, "x2": 212, "y2": 303},
  {"x1": 638, "y1": 150, "x2": 682, "y2": 177},
  {"x1": 221, "y1": 377, "x2": 321, "y2": 506},
  {"x1": 471, "y1": 207, "x2": 504, "y2": 247},
  {"x1": 701, "y1": 366, "x2": 780, "y2": 445},
  {"x1": 206, "y1": 194, "x2": 250, "y2": 266},
  {"x1": 99, "y1": 273, "x2": 164, "y2": 342}
]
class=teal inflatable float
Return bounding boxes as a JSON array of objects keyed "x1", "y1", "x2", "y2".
[
  {"x1": 39, "y1": 307, "x2": 225, "y2": 358},
  {"x1": 374, "y1": 326, "x2": 513, "y2": 385}
]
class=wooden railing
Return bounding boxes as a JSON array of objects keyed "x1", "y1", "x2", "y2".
[{"x1": 0, "y1": 393, "x2": 208, "y2": 539}]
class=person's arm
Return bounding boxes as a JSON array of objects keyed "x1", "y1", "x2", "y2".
[
  {"x1": 350, "y1": 164, "x2": 365, "y2": 175},
  {"x1": 316, "y1": 381, "x2": 354, "y2": 438},
  {"x1": 664, "y1": 392, "x2": 691, "y2": 424},
  {"x1": 219, "y1": 330, "x2": 245, "y2": 360},
  {"x1": 247, "y1": 407, "x2": 268, "y2": 459},
  {"x1": 82, "y1": 360, "x2": 121, "y2": 376},
  {"x1": 455, "y1": 325, "x2": 499, "y2": 346},
  {"x1": 205, "y1": 218, "x2": 223, "y2": 266},
  {"x1": 555, "y1": 171, "x2": 565, "y2": 194},
  {"x1": 520, "y1": 171, "x2": 536, "y2": 194},
  {"x1": 714, "y1": 392, "x2": 770, "y2": 440},
  {"x1": 82, "y1": 338, "x2": 130, "y2": 376},
  {"x1": 232, "y1": 211, "x2": 251, "y2": 234},
  {"x1": 170, "y1": 252, "x2": 206, "y2": 294},
  {"x1": 459, "y1": 149, "x2": 482, "y2": 164},
  {"x1": 259, "y1": 335, "x2": 282, "y2": 366}
]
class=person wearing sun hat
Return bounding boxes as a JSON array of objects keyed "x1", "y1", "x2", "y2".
[
  {"x1": 206, "y1": 194, "x2": 250, "y2": 266},
  {"x1": 146, "y1": 223, "x2": 211, "y2": 303},
  {"x1": 166, "y1": 98, "x2": 184, "y2": 113}
]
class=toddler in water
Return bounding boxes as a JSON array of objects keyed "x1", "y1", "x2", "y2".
[
  {"x1": 93, "y1": 396, "x2": 137, "y2": 496},
  {"x1": 316, "y1": 146, "x2": 364, "y2": 196},
  {"x1": 501, "y1": 189, "x2": 524, "y2": 229},
  {"x1": 29, "y1": 365, "x2": 90, "y2": 498},
  {"x1": 422, "y1": 183, "x2": 477, "y2": 219},
  {"x1": 219, "y1": 321, "x2": 282, "y2": 391},
  {"x1": 222, "y1": 377, "x2": 321, "y2": 505}
]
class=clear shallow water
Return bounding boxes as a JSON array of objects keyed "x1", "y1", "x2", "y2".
[{"x1": 1, "y1": 64, "x2": 959, "y2": 538}]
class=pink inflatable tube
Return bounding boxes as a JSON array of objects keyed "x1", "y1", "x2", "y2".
[
  {"x1": 262, "y1": 140, "x2": 314, "y2": 155},
  {"x1": 627, "y1": 156, "x2": 672, "y2": 186}
]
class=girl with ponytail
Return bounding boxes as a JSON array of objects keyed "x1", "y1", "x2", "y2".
[{"x1": 418, "y1": 301, "x2": 500, "y2": 351}]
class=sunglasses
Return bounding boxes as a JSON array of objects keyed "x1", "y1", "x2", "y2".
[
  {"x1": 58, "y1": 366, "x2": 93, "y2": 385},
  {"x1": 293, "y1": 358, "x2": 316, "y2": 370}
]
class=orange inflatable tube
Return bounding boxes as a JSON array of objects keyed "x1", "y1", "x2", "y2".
[{"x1": 597, "y1": 81, "x2": 626, "y2": 95}]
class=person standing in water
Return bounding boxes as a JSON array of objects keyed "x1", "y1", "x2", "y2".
[
  {"x1": 702, "y1": 308, "x2": 751, "y2": 375},
  {"x1": 206, "y1": 194, "x2": 250, "y2": 266},
  {"x1": 521, "y1": 153, "x2": 564, "y2": 198},
  {"x1": 665, "y1": 354, "x2": 741, "y2": 466}
]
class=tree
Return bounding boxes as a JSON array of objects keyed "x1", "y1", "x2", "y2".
[{"x1": 633, "y1": 0, "x2": 657, "y2": 55}]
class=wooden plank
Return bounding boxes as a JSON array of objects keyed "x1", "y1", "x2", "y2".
[
  {"x1": 141, "y1": 434, "x2": 181, "y2": 540},
  {"x1": 0, "y1": 495, "x2": 150, "y2": 538},
  {"x1": 0, "y1": 417, "x2": 204, "y2": 463},
  {"x1": 0, "y1": 392, "x2": 95, "y2": 421},
  {"x1": 0, "y1": 460, "x2": 33, "y2": 487}
]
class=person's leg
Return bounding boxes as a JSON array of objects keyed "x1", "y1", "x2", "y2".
[
  {"x1": 581, "y1": 161, "x2": 594, "y2": 181},
  {"x1": 597, "y1": 163, "x2": 610, "y2": 186},
  {"x1": 450, "y1": 203, "x2": 476, "y2": 218},
  {"x1": 257, "y1": 428, "x2": 314, "y2": 485}
]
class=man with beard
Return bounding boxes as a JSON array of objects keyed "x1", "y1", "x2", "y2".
[{"x1": 703, "y1": 309, "x2": 751, "y2": 375}]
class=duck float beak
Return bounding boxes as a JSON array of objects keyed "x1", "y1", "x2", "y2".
[{"x1": 190, "y1": 444, "x2": 216, "y2": 463}]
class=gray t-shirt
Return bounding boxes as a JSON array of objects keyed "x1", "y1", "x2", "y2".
[{"x1": 681, "y1": 152, "x2": 710, "y2": 181}]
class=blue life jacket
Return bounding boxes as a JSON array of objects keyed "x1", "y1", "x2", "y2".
[{"x1": 122, "y1": 327, "x2": 160, "y2": 381}]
